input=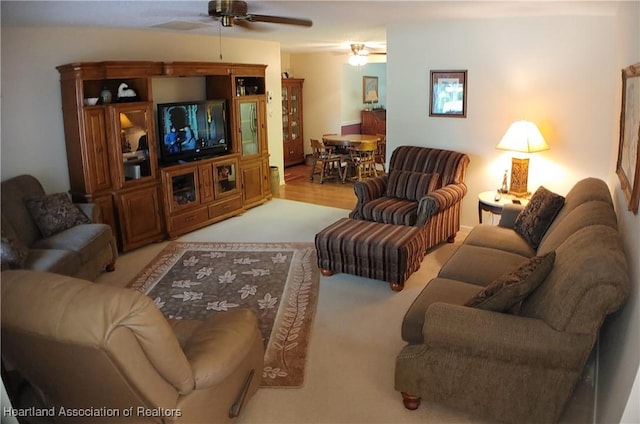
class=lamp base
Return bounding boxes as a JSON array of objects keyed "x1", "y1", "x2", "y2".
[{"x1": 509, "y1": 157, "x2": 529, "y2": 197}]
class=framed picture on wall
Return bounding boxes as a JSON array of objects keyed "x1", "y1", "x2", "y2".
[
  {"x1": 429, "y1": 70, "x2": 467, "y2": 118},
  {"x1": 616, "y1": 62, "x2": 640, "y2": 214},
  {"x1": 363, "y1": 76, "x2": 379, "y2": 104}
]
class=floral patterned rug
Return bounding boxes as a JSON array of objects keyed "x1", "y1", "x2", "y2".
[{"x1": 128, "y1": 241, "x2": 319, "y2": 387}]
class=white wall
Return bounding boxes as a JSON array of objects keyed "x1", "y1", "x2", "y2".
[
  {"x1": 0, "y1": 27, "x2": 285, "y2": 190},
  {"x1": 387, "y1": 15, "x2": 621, "y2": 229}
]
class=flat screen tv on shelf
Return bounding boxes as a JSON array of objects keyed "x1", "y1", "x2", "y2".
[{"x1": 156, "y1": 99, "x2": 230, "y2": 165}]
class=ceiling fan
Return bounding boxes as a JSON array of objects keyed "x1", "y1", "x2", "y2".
[
  {"x1": 208, "y1": 0, "x2": 313, "y2": 29},
  {"x1": 348, "y1": 43, "x2": 386, "y2": 66}
]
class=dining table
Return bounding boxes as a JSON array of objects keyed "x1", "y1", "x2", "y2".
[
  {"x1": 321, "y1": 134, "x2": 380, "y2": 182},
  {"x1": 321, "y1": 133, "x2": 381, "y2": 149}
]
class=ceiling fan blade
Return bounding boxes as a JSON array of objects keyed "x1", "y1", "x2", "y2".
[
  {"x1": 246, "y1": 14, "x2": 313, "y2": 27},
  {"x1": 233, "y1": 18, "x2": 270, "y2": 31}
]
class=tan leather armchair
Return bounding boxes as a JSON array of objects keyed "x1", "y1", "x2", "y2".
[{"x1": 1, "y1": 270, "x2": 264, "y2": 423}]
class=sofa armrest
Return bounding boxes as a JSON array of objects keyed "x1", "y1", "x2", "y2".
[
  {"x1": 182, "y1": 308, "x2": 261, "y2": 389},
  {"x1": 415, "y1": 183, "x2": 467, "y2": 226},
  {"x1": 75, "y1": 202, "x2": 101, "y2": 223},
  {"x1": 349, "y1": 175, "x2": 389, "y2": 219},
  {"x1": 422, "y1": 303, "x2": 591, "y2": 368},
  {"x1": 498, "y1": 203, "x2": 525, "y2": 228}
]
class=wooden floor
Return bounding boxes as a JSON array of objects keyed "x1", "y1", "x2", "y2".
[{"x1": 274, "y1": 164, "x2": 357, "y2": 211}]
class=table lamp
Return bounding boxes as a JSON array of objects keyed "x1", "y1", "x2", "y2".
[
  {"x1": 365, "y1": 90, "x2": 378, "y2": 111},
  {"x1": 120, "y1": 113, "x2": 135, "y2": 152},
  {"x1": 496, "y1": 121, "x2": 549, "y2": 197}
]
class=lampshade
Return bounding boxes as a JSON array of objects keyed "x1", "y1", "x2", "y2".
[
  {"x1": 120, "y1": 113, "x2": 134, "y2": 129},
  {"x1": 496, "y1": 121, "x2": 549, "y2": 197},
  {"x1": 496, "y1": 121, "x2": 549, "y2": 153}
]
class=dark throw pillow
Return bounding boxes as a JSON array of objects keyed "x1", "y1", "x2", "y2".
[
  {"x1": 0, "y1": 236, "x2": 29, "y2": 270},
  {"x1": 514, "y1": 186, "x2": 565, "y2": 249},
  {"x1": 465, "y1": 251, "x2": 556, "y2": 312},
  {"x1": 24, "y1": 193, "x2": 90, "y2": 238},
  {"x1": 386, "y1": 170, "x2": 440, "y2": 201}
]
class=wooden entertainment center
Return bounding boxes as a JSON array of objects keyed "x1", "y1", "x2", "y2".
[{"x1": 57, "y1": 61, "x2": 272, "y2": 251}]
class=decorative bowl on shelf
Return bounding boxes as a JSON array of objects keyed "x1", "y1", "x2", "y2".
[{"x1": 84, "y1": 97, "x2": 99, "y2": 106}]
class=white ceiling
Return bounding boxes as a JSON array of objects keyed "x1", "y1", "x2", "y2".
[{"x1": 0, "y1": 1, "x2": 622, "y2": 53}]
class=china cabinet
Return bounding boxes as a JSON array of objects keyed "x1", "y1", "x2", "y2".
[{"x1": 282, "y1": 78, "x2": 304, "y2": 167}]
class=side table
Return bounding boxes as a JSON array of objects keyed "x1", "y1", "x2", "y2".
[{"x1": 478, "y1": 191, "x2": 529, "y2": 224}]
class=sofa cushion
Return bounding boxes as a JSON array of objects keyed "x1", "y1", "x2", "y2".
[
  {"x1": 360, "y1": 197, "x2": 418, "y2": 226},
  {"x1": 23, "y1": 249, "x2": 81, "y2": 276},
  {"x1": 463, "y1": 225, "x2": 536, "y2": 258},
  {"x1": 24, "y1": 193, "x2": 90, "y2": 238},
  {"x1": 514, "y1": 186, "x2": 565, "y2": 249},
  {"x1": 464, "y1": 251, "x2": 555, "y2": 312},
  {"x1": 386, "y1": 170, "x2": 439, "y2": 201},
  {"x1": 438, "y1": 244, "x2": 531, "y2": 287},
  {"x1": 32, "y1": 223, "x2": 113, "y2": 264},
  {"x1": 1, "y1": 236, "x2": 29, "y2": 270},
  {"x1": 401, "y1": 277, "x2": 483, "y2": 344}
]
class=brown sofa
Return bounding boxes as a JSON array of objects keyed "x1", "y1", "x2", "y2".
[
  {"x1": 1, "y1": 270, "x2": 264, "y2": 423},
  {"x1": 1, "y1": 174, "x2": 117, "y2": 280},
  {"x1": 349, "y1": 146, "x2": 470, "y2": 250},
  {"x1": 395, "y1": 177, "x2": 630, "y2": 423}
]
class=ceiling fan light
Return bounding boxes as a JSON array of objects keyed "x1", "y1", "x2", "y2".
[{"x1": 349, "y1": 54, "x2": 367, "y2": 67}]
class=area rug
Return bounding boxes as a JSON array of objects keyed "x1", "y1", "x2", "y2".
[{"x1": 128, "y1": 241, "x2": 319, "y2": 388}]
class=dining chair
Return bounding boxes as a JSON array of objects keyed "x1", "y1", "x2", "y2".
[
  {"x1": 374, "y1": 134, "x2": 387, "y2": 173},
  {"x1": 347, "y1": 140, "x2": 378, "y2": 182},
  {"x1": 309, "y1": 138, "x2": 344, "y2": 183}
]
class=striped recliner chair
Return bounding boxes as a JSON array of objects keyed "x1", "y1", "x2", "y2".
[{"x1": 349, "y1": 145, "x2": 470, "y2": 250}]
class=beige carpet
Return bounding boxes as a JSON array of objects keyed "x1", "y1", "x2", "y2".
[
  {"x1": 97, "y1": 199, "x2": 483, "y2": 423},
  {"x1": 128, "y1": 241, "x2": 319, "y2": 387}
]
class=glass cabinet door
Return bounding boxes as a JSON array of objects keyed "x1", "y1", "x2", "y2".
[
  {"x1": 114, "y1": 104, "x2": 156, "y2": 187},
  {"x1": 290, "y1": 85, "x2": 301, "y2": 142},
  {"x1": 169, "y1": 169, "x2": 198, "y2": 213},
  {"x1": 214, "y1": 160, "x2": 238, "y2": 198},
  {"x1": 238, "y1": 100, "x2": 260, "y2": 157},
  {"x1": 282, "y1": 88, "x2": 290, "y2": 142}
]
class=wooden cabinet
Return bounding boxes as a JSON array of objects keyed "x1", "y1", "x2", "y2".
[
  {"x1": 161, "y1": 155, "x2": 243, "y2": 239},
  {"x1": 57, "y1": 61, "x2": 164, "y2": 252},
  {"x1": 234, "y1": 95, "x2": 271, "y2": 207},
  {"x1": 114, "y1": 184, "x2": 164, "y2": 251},
  {"x1": 282, "y1": 78, "x2": 304, "y2": 167},
  {"x1": 82, "y1": 108, "x2": 112, "y2": 192},
  {"x1": 58, "y1": 61, "x2": 271, "y2": 251},
  {"x1": 361, "y1": 109, "x2": 386, "y2": 135}
]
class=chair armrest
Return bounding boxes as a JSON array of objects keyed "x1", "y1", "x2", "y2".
[
  {"x1": 349, "y1": 175, "x2": 389, "y2": 219},
  {"x1": 75, "y1": 202, "x2": 101, "y2": 223},
  {"x1": 182, "y1": 308, "x2": 261, "y2": 389},
  {"x1": 415, "y1": 183, "x2": 467, "y2": 226},
  {"x1": 498, "y1": 203, "x2": 525, "y2": 228},
  {"x1": 421, "y1": 303, "x2": 591, "y2": 368}
]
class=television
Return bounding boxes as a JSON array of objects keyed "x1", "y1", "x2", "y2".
[{"x1": 156, "y1": 99, "x2": 230, "y2": 165}]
